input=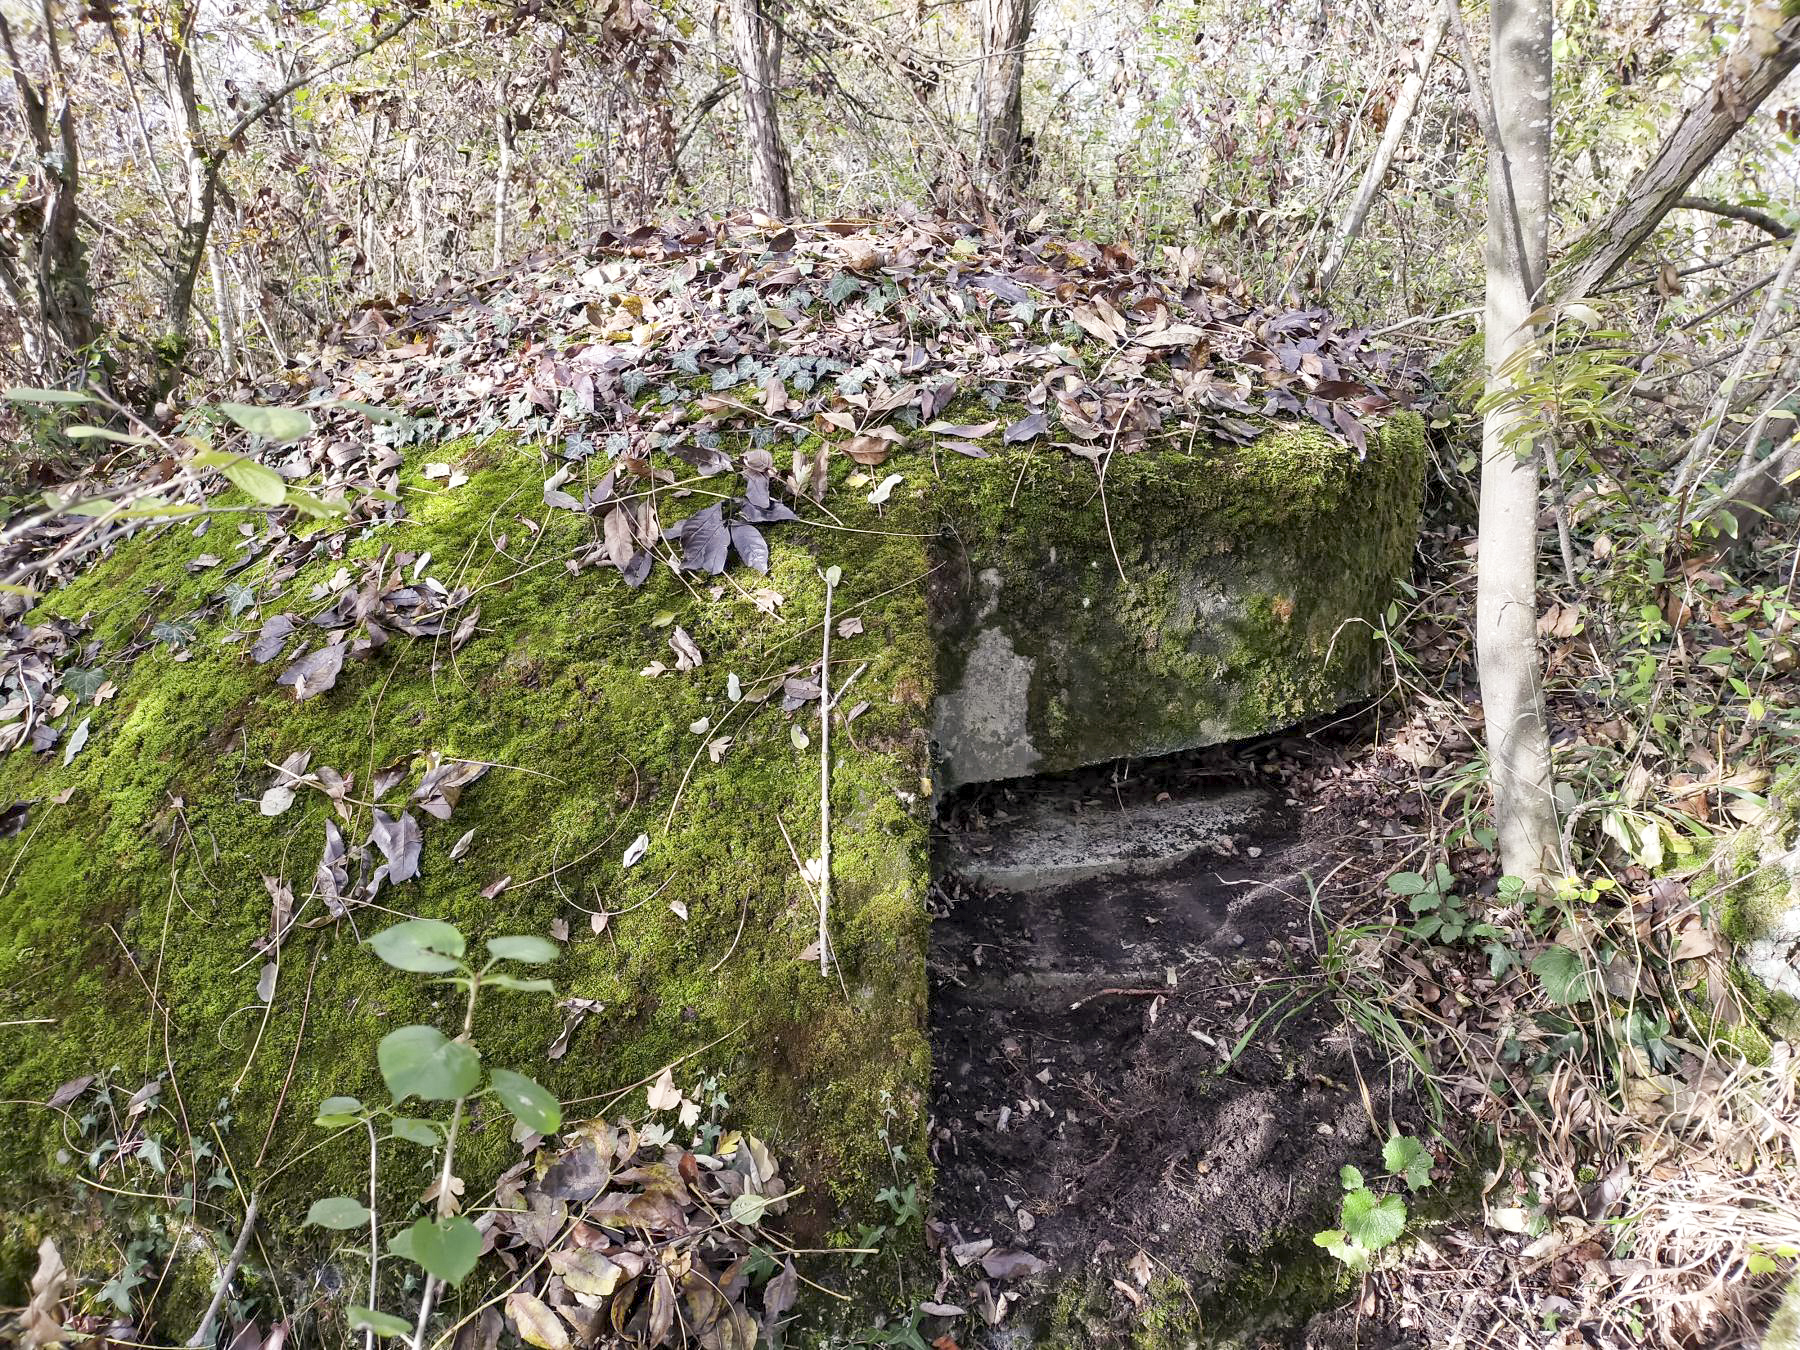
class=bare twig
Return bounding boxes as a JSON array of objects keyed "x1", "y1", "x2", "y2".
[
  {"x1": 817, "y1": 567, "x2": 836, "y2": 980},
  {"x1": 187, "y1": 1193, "x2": 259, "y2": 1346}
]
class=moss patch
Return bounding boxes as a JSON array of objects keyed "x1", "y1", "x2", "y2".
[
  {"x1": 0, "y1": 435, "x2": 935, "y2": 1337},
  {"x1": 0, "y1": 410, "x2": 1425, "y2": 1339},
  {"x1": 931, "y1": 414, "x2": 1425, "y2": 782}
]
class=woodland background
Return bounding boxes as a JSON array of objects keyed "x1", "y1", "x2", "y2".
[
  {"x1": 7, "y1": 0, "x2": 1800, "y2": 1344},
  {"x1": 5, "y1": 0, "x2": 1796, "y2": 401}
]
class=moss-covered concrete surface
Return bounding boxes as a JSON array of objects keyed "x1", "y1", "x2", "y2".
[
  {"x1": 932, "y1": 416, "x2": 1425, "y2": 784},
  {"x1": 1721, "y1": 766, "x2": 1800, "y2": 1041},
  {"x1": 0, "y1": 413, "x2": 1422, "y2": 1341}
]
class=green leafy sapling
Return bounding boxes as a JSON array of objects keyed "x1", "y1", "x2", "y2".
[
  {"x1": 1314, "y1": 1133, "x2": 1436, "y2": 1268},
  {"x1": 305, "y1": 919, "x2": 562, "y2": 1344}
]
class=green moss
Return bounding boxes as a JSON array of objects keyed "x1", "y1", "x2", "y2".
[
  {"x1": 1717, "y1": 767, "x2": 1800, "y2": 1041},
  {"x1": 0, "y1": 434, "x2": 934, "y2": 1336},
  {"x1": 0, "y1": 408, "x2": 1426, "y2": 1339},
  {"x1": 931, "y1": 414, "x2": 1425, "y2": 775}
]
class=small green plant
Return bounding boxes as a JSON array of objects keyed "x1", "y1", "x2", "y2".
[
  {"x1": 1313, "y1": 1132, "x2": 1436, "y2": 1268},
  {"x1": 1389, "y1": 862, "x2": 1505, "y2": 951},
  {"x1": 851, "y1": 1090, "x2": 923, "y2": 1270},
  {"x1": 305, "y1": 918, "x2": 562, "y2": 1342}
]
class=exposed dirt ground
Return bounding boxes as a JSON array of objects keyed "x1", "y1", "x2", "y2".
[{"x1": 925, "y1": 723, "x2": 1438, "y2": 1346}]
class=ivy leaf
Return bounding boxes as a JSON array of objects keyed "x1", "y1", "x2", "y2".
[
  {"x1": 1340, "y1": 1188, "x2": 1406, "y2": 1252},
  {"x1": 63, "y1": 667, "x2": 108, "y2": 703},
  {"x1": 366, "y1": 919, "x2": 465, "y2": 973},
  {"x1": 221, "y1": 582, "x2": 257, "y2": 617},
  {"x1": 1530, "y1": 946, "x2": 1594, "y2": 1006},
  {"x1": 378, "y1": 1025, "x2": 480, "y2": 1103},
  {"x1": 306, "y1": 1196, "x2": 372, "y2": 1229},
  {"x1": 486, "y1": 935, "x2": 560, "y2": 965},
  {"x1": 1382, "y1": 1134, "x2": 1433, "y2": 1192},
  {"x1": 489, "y1": 1068, "x2": 562, "y2": 1134},
  {"x1": 395, "y1": 1216, "x2": 482, "y2": 1286}
]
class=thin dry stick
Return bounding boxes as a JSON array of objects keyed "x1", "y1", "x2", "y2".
[
  {"x1": 255, "y1": 944, "x2": 320, "y2": 1170},
  {"x1": 817, "y1": 567, "x2": 836, "y2": 980},
  {"x1": 186, "y1": 1194, "x2": 259, "y2": 1347},
  {"x1": 775, "y1": 815, "x2": 851, "y2": 1001},
  {"x1": 1670, "y1": 217, "x2": 1800, "y2": 499}
]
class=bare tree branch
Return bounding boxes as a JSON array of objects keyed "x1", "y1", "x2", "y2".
[
  {"x1": 1675, "y1": 195, "x2": 1793, "y2": 239},
  {"x1": 1557, "y1": 10, "x2": 1800, "y2": 301}
]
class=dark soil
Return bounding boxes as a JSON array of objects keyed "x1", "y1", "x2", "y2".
[{"x1": 925, "y1": 724, "x2": 1436, "y2": 1348}]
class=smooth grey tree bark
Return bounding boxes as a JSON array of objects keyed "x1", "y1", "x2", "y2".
[
  {"x1": 978, "y1": 0, "x2": 1032, "y2": 199},
  {"x1": 1476, "y1": 0, "x2": 1562, "y2": 885},
  {"x1": 728, "y1": 0, "x2": 793, "y2": 218}
]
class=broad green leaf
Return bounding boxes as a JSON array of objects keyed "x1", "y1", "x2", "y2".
[
  {"x1": 5, "y1": 386, "x2": 92, "y2": 405},
  {"x1": 350, "y1": 1307, "x2": 413, "y2": 1338},
  {"x1": 489, "y1": 1068, "x2": 561, "y2": 1134},
  {"x1": 284, "y1": 488, "x2": 351, "y2": 519},
  {"x1": 221, "y1": 457, "x2": 287, "y2": 506},
  {"x1": 315, "y1": 1095, "x2": 364, "y2": 1127},
  {"x1": 729, "y1": 1191, "x2": 773, "y2": 1226},
  {"x1": 218, "y1": 402, "x2": 313, "y2": 442},
  {"x1": 1385, "y1": 871, "x2": 1428, "y2": 896},
  {"x1": 1530, "y1": 946, "x2": 1593, "y2": 1006},
  {"x1": 306, "y1": 1196, "x2": 372, "y2": 1229},
  {"x1": 1382, "y1": 1134, "x2": 1433, "y2": 1191},
  {"x1": 63, "y1": 498, "x2": 122, "y2": 517},
  {"x1": 366, "y1": 919, "x2": 466, "y2": 973},
  {"x1": 378, "y1": 1025, "x2": 480, "y2": 1103},
  {"x1": 396, "y1": 1216, "x2": 481, "y2": 1286},
  {"x1": 389, "y1": 1117, "x2": 442, "y2": 1147},
  {"x1": 1312, "y1": 1229, "x2": 1359, "y2": 1266},
  {"x1": 486, "y1": 935, "x2": 560, "y2": 965},
  {"x1": 1340, "y1": 1188, "x2": 1406, "y2": 1251},
  {"x1": 1338, "y1": 1164, "x2": 1364, "y2": 1191}
]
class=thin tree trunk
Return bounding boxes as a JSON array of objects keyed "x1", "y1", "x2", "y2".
[
  {"x1": 728, "y1": 0, "x2": 792, "y2": 218},
  {"x1": 492, "y1": 109, "x2": 513, "y2": 268},
  {"x1": 1318, "y1": 0, "x2": 1449, "y2": 296},
  {"x1": 1667, "y1": 221, "x2": 1800, "y2": 499},
  {"x1": 1557, "y1": 2, "x2": 1800, "y2": 302},
  {"x1": 1476, "y1": 0, "x2": 1561, "y2": 885},
  {"x1": 209, "y1": 246, "x2": 239, "y2": 378},
  {"x1": 978, "y1": 0, "x2": 1032, "y2": 200},
  {"x1": 0, "y1": 4, "x2": 98, "y2": 371}
]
